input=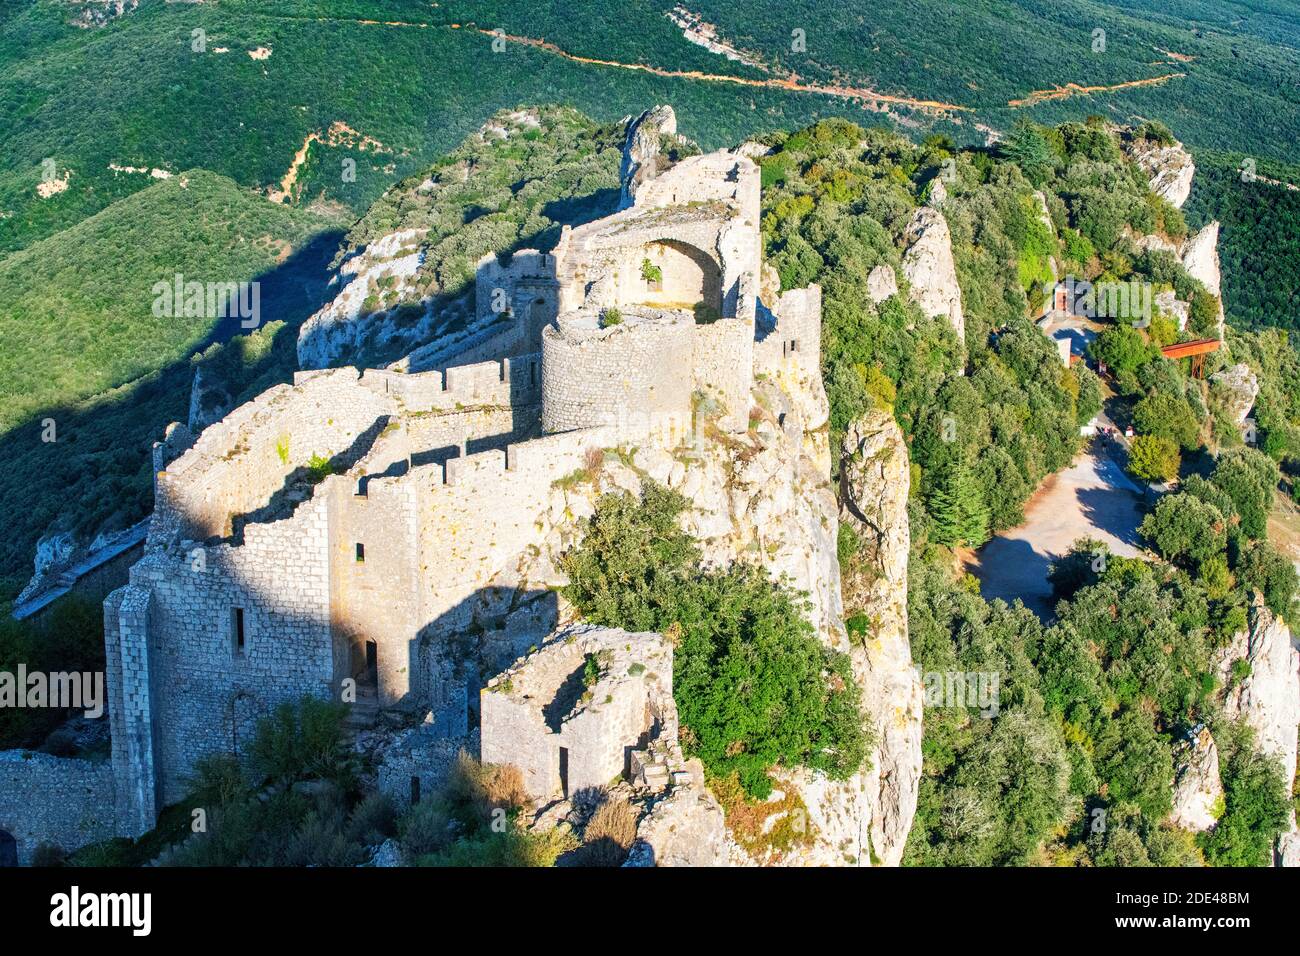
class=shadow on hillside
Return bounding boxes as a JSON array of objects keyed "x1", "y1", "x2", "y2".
[{"x1": 0, "y1": 228, "x2": 345, "y2": 586}]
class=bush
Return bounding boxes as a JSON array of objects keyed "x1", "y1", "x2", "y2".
[
  {"x1": 1132, "y1": 392, "x2": 1200, "y2": 450},
  {"x1": 1236, "y1": 540, "x2": 1298, "y2": 617},
  {"x1": 562, "y1": 484, "x2": 868, "y2": 797},
  {"x1": 1139, "y1": 494, "x2": 1227, "y2": 570},
  {"x1": 247, "y1": 697, "x2": 354, "y2": 791},
  {"x1": 1199, "y1": 736, "x2": 1290, "y2": 866},
  {"x1": 574, "y1": 797, "x2": 638, "y2": 867},
  {"x1": 1128, "y1": 434, "x2": 1181, "y2": 483}
]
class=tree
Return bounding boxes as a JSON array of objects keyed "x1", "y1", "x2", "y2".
[
  {"x1": 1236, "y1": 540, "x2": 1298, "y2": 617},
  {"x1": 1139, "y1": 493, "x2": 1227, "y2": 570},
  {"x1": 1132, "y1": 392, "x2": 1199, "y2": 450},
  {"x1": 1127, "y1": 434, "x2": 1180, "y2": 483},
  {"x1": 1000, "y1": 120, "x2": 1059, "y2": 185},
  {"x1": 929, "y1": 461, "x2": 990, "y2": 548},
  {"x1": 1199, "y1": 738, "x2": 1290, "y2": 867},
  {"x1": 1211, "y1": 448, "x2": 1278, "y2": 541},
  {"x1": 1091, "y1": 325, "x2": 1157, "y2": 377}
]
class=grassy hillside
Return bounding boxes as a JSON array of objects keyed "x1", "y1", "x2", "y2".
[
  {"x1": 0, "y1": 169, "x2": 338, "y2": 433},
  {"x1": 0, "y1": 170, "x2": 342, "y2": 585}
]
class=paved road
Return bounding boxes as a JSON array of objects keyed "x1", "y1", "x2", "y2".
[{"x1": 966, "y1": 433, "x2": 1146, "y2": 620}]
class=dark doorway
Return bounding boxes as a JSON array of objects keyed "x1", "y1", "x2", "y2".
[
  {"x1": 364, "y1": 641, "x2": 378, "y2": 686},
  {"x1": 558, "y1": 746, "x2": 569, "y2": 799},
  {"x1": 410, "y1": 776, "x2": 421, "y2": 806},
  {"x1": 0, "y1": 830, "x2": 16, "y2": 868}
]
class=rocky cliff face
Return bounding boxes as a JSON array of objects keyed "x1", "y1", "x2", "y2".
[
  {"x1": 1169, "y1": 728, "x2": 1223, "y2": 833},
  {"x1": 1125, "y1": 135, "x2": 1196, "y2": 209},
  {"x1": 459, "y1": 366, "x2": 902, "y2": 864},
  {"x1": 1219, "y1": 599, "x2": 1300, "y2": 862},
  {"x1": 1220, "y1": 600, "x2": 1300, "y2": 794},
  {"x1": 1209, "y1": 362, "x2": 1259, "y2": 426},
  {"x1": 837, "y1": 411, "x2": 923, "y2": 866},
  {"x1": 296, "y1": 228, "x2": 458, "y2": 369},
  {"x1": 901, "y1": 207, "x2": 964, "y2": 342},
  {"x1": 1181, "y1": 221, "x2": 1226, "y2": 339},
  {"x1": 619, "y1": 106, "x2": 677, "y2": 207}
]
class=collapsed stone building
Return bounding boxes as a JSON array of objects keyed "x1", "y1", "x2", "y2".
[{"x1": 0, "y1": 107, "x2": 837, "y2": 862}]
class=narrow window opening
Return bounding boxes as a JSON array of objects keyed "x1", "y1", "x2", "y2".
[
  {"x1": 410, "y1": 776, "x2": 421, "y2": 805},
  {"x1": 232, "y1": 607, "x2": 246, "y2": 658},
  {"x1": 355, "y1": 542, "x2": 365, "y2": 563}
]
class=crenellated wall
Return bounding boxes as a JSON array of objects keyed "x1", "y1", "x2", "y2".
[{"x1": 92, "y1": 133, "x2": 826, "y2": 844}]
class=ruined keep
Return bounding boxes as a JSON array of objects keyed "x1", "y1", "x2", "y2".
[
  {"x1": 480, "y1": 625, "x2": 678, "y2": 801},
  {"x1": 21, "y1": 106, "x2": 830, "y2": 851}
]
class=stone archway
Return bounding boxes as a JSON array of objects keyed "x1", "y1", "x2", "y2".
[{"x1": 637, "y1": 239, "x2": 721, "y2": 313}]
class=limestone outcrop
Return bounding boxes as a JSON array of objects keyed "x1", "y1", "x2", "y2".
[
  {"x1": 1220, "y1": 599, "x2": 1300, "y2": 817},
  {"x1": 619, "y1": 105, "x2": 677, "y2": 207},
  {"x1": 297, "y1": 227, "x2": 455, "y2": 369},
  {"x1": 837, "y1": 410, "x2": 923, "y2": 866},
  {"x1": 625, "y1": 776, "x2": 731, "y2": 867},
  {"x1": 1126, "y1": 135, "x2": 1196, "y2": 209},
  {"x1": 901, "y1": 207, "x2": 964, "y2": 341},
  {"x1": 1181, "y1": 221, "x2": 1225, "y2": 338},
  {"x1": 1168, "y1": 727, "x2": 1223, "y2": 833},
  {"x1": 867, "y1": 264, "x2": 899, "y2": 304},
  {"x1": 1210, "y1": 362, "x2": 1259, "y2": 425}
]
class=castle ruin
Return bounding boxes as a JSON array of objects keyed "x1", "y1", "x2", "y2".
[{"x1": 0, "y1": 108, "x2": 826, "y2": 858}]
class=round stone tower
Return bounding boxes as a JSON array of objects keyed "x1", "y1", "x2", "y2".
[{"x1": 541, "y1": 307, "x2": 694, "y2": 436}]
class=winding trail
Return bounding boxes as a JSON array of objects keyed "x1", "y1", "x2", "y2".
[
  {"x1": 255, "y1": 13, "x2": 972, "y2": 115},
  {"x1": 1009, "y1": 73, "x2": 1186, "y2": 107}
]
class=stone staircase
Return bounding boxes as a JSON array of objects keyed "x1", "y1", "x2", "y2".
[{"x1": 344, "y1": 685, "x2": 380, "y2": 732}]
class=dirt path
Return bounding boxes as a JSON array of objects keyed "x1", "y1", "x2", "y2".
[
  {"x1": 255, "y1": 14, "x2": 971, "y2": 116},
  {"x1": 1009, "y1": 73, "x2": 1186, "y2": 107}
]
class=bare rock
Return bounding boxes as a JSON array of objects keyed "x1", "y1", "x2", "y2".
[
  {"x1": 1126, "y1": 136, "x2": 1196, "y2": 209},
  {"x1": 1220, "y1": 599, "x2": 1300, "y2": 799},
  {"x1": 626, "y1": 781, "x2": 730, "y2": 867},
  {"x1": 867, "y1": 265, "x2": 899, "y2": 304},
  {"x1": 620, "y1": 105, "x2": 677, "y2": 207},
  {"x1": 1279, "y1": 828, "x2": 1300, "y2": 867},
  {"x1": 838, "y1": 410, "x2": 922, "y2": 866},
  {"x1": 1181, "y1": 222, "x2": 1225, "y2": 339},
  {"x1": 1169, "y1": 727, "x2": 1223, "y2": 833},
  {"x1": 901, "y1": 207, "x2": 964, "y2": 341},
  {"x1": 1210, "y1": 363, "x2": 1259, "y2": 425}
]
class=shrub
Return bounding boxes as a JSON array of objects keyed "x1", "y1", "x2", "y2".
[
  {"x1": 575, "y1": 798, "x2": 638, "y2": 867},
  {"x1": 1139, "y1": 494, "x2": 1226, "y2": 569},
  {"x1": 1236, "y1": 540, "x2": 1298, "y2": 617},
  {"x1": 1128, "y1": 434, "x2": 1180, "y2": 483},
  {"x1": 1132, "y1": 392, "x2": 1199, "y2": 450},
  {"x1": 562, "y1": 484, "x2": 868, "y2": 797},
  {"x1": 247, "y1": 696, "x2": 353, "y2": 790}
]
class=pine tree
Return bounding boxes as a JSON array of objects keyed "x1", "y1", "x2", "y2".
[{"x1": 929, "y1": 462, "x2": 990, "y2": 548}]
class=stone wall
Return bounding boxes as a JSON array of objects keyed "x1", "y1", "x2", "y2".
[
  {"x1": 125, "y1": 493, "x2": 337, "y2": 805},
  {"x1": 480, "y1": 626, "x2": 673, "y2": 801},
  {"x1": 0, "y1": 751, "x2": 117, "y2": 864},
  {"x1": 693, "y1": 316, "x2": 754, "y2": 432},
  {"x1": 541, "y1": 313, "x2": 693, "y2": 434},
  {"x1": 104, "y1": 584, "x2": 158, "y2": 836}
]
